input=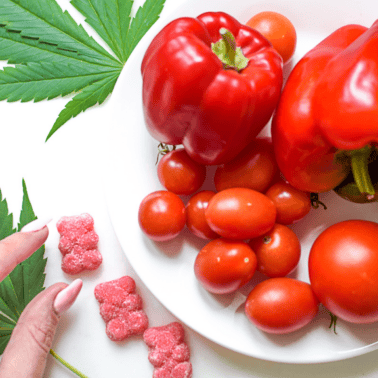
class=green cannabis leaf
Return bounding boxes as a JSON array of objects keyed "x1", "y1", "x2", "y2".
[
  {"x1": 0, "y1": 180, "x2": 46, "y2": 354},
  {"x1": 0, "y1": 0, "x2": 166, "y2": 140},
  {"x1": 0, "y1": 180, "x2": 88, "y2": 377}
]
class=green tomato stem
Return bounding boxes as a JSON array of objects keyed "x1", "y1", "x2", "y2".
[
  {"x1": 349, "y1": 146, "x2": 375, "y2": 196},
  {"x1": 328, "y1": 311, "x2": 338, "y2": 334},
  {"x1": 310, "y1": 193, "x2": 327, "y2": 210},
  {"x1": 50, "y1": 349, "x2": 88, "y2": 378}
]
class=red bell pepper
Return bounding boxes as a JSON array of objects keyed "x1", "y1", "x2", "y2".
[
  {"x1": 272, "y1": 21, "x2": 378, "y2": 200},
  {"x1": 141, "y1": 12, "x2": 283, "y2": 165}
]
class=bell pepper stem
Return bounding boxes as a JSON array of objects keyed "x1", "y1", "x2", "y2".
[
  {"x1": 349, "y1": 147, "x2": 375, "y2": 196},
  {"x1": 219, "y1": 28, "x2": 236, "y2": 65},
  {"x1": 211, "y1": 29, "x2": 249, "y2": 71}
]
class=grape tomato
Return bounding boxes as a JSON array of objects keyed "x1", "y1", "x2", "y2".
[{"x1": 194, "y1": 239, "x2": 257, "y2": 294}]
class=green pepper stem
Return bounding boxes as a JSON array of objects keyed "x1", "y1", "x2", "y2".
[
  {"x1": 211, "y1": 29, "x2": 249, "y2": 71},
  {"x1": 50, "y1": 349, "x2": 88, "y2": 378},
  {"x1": 350, "y1": 147, "x2": 375, "y2": 196},
  {"x1": 219, "y1": 28, "x2": 236, "y2": 66}
]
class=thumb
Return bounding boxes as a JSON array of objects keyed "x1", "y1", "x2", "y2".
[{"x1": 0, "y1": 279, "x2": 83, "y2": 378}]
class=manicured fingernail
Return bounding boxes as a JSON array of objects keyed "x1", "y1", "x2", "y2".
[
  {"x1": 53, "y1": 279, "x2": 83, "y2": 315},
  {"x1": 21, "y1": 217, "x2": 52, "y2": 233}
]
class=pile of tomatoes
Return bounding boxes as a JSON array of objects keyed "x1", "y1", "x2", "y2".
[{"x1": 138, "y1": 137, "x2": 320, "y2": 334}]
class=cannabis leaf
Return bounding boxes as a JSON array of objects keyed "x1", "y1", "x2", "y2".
[
  {"x1": 0, "y1": 179, "x2": 46, "y2": 354},
  {"x1": 0, "y1": 0, "x2": 166, "y2": 140}
]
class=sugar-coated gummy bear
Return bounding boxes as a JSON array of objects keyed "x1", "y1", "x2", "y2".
[
  {"x1": 94, "y1": 276, "x2": 149, "y2": 341},
  {"x1": 143, "y1": 322, "x2": 192, "y2": 378},
  {"x1": 57, "y1": 213, "x2": 102, "y2": 274}
]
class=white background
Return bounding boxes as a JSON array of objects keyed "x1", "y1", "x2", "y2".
[{"x1": 1, "y1": 0, "x2": 378, "y2": 377}]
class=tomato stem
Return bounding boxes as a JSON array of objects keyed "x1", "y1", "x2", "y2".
[
  {"x1": 310, "y1": 193, "x2": 327, "y2": 210},
  {"x1": 263, "y1": 236, "x2": 272, "y2": 244},
  {"x1": 327, "y1": 311, "x2": 338, "y2": 334},
  {"x1": 156, "y1": 143, "x2": 176, "y2": 164}
]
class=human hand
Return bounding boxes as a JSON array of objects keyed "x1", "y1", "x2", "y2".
[{"x1": 0, "y1": 218, "x2": 83, "y2": 378}]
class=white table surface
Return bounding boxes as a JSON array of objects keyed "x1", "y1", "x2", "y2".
[{"x1": 1, "y1": 0, "x2": 378, "y2": 377}]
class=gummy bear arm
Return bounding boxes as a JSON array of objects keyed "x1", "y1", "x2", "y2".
[
  {"x1": 171, "y1": 344, "x2": 190, "y2": 362},
  {"x1": 148, "y1": 350, "x2": 169, "y2": 368}
]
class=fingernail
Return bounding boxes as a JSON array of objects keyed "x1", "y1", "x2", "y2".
[
  {"x1": 53, "y1": 279, "x2": 83, "y2": 314},
  {"x1": 21, "y1": 217, "x2": 52, "y2": 233}
]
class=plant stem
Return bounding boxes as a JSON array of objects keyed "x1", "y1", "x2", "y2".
[
  {"x1": 50, "y1": 349, "x2": 89, "y2": 378},
  {"x1": 328, "y1": 311, "x2": 338, "y2": 334},
  {"x1": 211, "y1": 28, "x2": 249, "y2": 71},
  {"x1": 219, "y1": 28, "x2": 236, "y2": 66},
  {"x1": 310, "y1": 193, "x2": 327, "y2": 210},
  {"x1": 349, "y1": 146, "x2": 375, "y2": 195}
]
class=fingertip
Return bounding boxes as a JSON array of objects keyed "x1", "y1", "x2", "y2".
[
  {"x1": 53, "y1": 279, "x2": 83, "y2": 315},
  {"x1": 21, "y1": 221, "x2": 50, "y2": 244},
  {"x1": 20, "y1": 217, "x2": 52, "y2": 233},
  {"x1": 0, "y1": 226, "x2": 50, "y2": 282},
  {"x1": 35, "y1": 224, "x2": 49, "y2": 243}
]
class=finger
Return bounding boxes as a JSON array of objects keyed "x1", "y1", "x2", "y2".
[
  {"x1": 0, "y1": 279, "x2": 83, "y2": 378},
  {"x1": 0, "y1": 218, "x2": 51, "y2": 282}
]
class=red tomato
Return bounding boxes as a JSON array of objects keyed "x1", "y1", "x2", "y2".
[
  {"x1": 157, "y1": 148, "x2": 206, "y2": 195},
  {"x1": 205, "y1": 188, "x2": 276, "y2": 239},
  {"x1": 246, "y1": 11, "x2": 297, "y2": 63},
  {"x1": 194, "y1": 239, "x2": 257, "y2": 294},
  {"x1": 249, "y1": 224, "x2": 301, "y2": 277},
  {"x1": 245, "y1": 278, "x2": 319, "y2": 334},
  {"x1": 138, "y1": 190, "x2": 186, "y2": 241},
  {"x1": 309, "y1": 220, "x2": 378, "y2": 324},
  {"x1": 265, "y1": 181, "x2": 311, "y2": 225},
  {"x1": 186, "y1": 191, "x2": 219, "y2": 240},
  {"x1": 214, "y1": 138, "x2": 279, "y2": 193}
]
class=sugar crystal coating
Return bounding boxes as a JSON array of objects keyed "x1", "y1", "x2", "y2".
[
  {"x1": 57, "y1": 213, "x2": 102, "y2": 274},
  {"x1": 143, "y1": 322, "x2": 192, "y2": 378},
  {"x1": 94, "y1": 276, "x2": 149, "y2": 341}
]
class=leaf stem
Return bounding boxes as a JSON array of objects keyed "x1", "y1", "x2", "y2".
[{"x1": 50, "y1": 349, "x2": 88, "y2": 378}]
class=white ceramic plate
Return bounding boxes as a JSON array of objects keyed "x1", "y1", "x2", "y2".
[{"x1": 106, "y1": 0, "x2": 378, "y2": 364}]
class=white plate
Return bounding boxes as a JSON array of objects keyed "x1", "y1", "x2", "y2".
[{"x1": 106, "y1": 0, "x2": 378, "y2": 364}]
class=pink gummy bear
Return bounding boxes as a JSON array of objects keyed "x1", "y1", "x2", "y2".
[
  {"x1": 57, "y1": 213, "x2": 102, "y2": 275},
  {"x1": 94, "y1": 276, "x2": 149, "y2": 341},
  {"x1": 143, "y1": 322, "x2": 192, "y2": 378}
]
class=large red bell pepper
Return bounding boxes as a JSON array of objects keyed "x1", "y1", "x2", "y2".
[
  {"x1": 272, "y1": 21, "x2": 378, "y2": 200},
  {"x1": 141, "y1": 12, "x2": 283, "y2": 165}
]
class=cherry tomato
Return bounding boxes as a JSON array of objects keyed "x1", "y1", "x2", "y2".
[
  {"x1": 194, "y1": 239, "x2": 257, "y2": 294},
  {"x1": 246, "y1": 11, "x2": 297, "y2": 63},
  {"x1": 138, "y1": 190, "x2": 186, "y2": 241},
  {"x1": 157, "y1": 148, "x2": 206, "y2": 195},
  {"x1": 249, "y1": 224, "x2": 301, "y2": 277},
  {"x1": 214, "y1": 138, "x2": 279, "y2": 193},
  {"x1": 309, "y1": 220, "x2": 378, "y2": 324},
  {"x1": 265, "y1": 181, "x2": 311, "y2": 225},
  {"x1": 245, "y1": 278, "x2": 319, "y2": 334},
  {"x1": 205, "y1": 188, "x2": 276, "y2": 239},
  {"x1": 186, "y1": 191, "x2": 219, "y2": 240}
]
